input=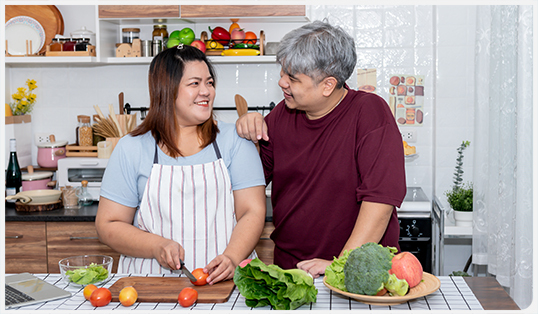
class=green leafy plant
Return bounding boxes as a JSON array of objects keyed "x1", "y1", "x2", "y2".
[{"x1": 445, "y1": 141, "x2": 473, "y2": 212}]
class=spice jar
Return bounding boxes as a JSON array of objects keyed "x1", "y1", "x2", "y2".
[
  {"x1": 63, "y1": 38, "x2": 77, "y2": 51},
  {"x1": 78, "y1": 115, "x2": 93, "y2": 146},
  {"x1": 122, "y1": 28, "x2": 140, "y2": 44},
  {"x1": 75, "y1": 38, "x2": 90, "y2": 51},
  {"x1": 152, "y1": 24, "x2": 168, "y2": 51},
  {"x1": 49, "y1": 38, "x2": 62, "y2": 51}
]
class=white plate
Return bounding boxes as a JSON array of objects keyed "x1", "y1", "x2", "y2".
[{"x1": 5, "y1": 16, "x2": 45, "y2": 55}]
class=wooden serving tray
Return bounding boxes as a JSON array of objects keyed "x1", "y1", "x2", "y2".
[
  {"x1": 66, "y1": 144, "x2": 98, "y2": 157},
  {"x1": 45, "y1": 45, "x2": 96, "y2": 57},
  {"x1": 109, "y1": 277, "x2": 235, "y2": 303},
  {"x1": 15, "y1": 200, "x2": 62, "y2": 212}
]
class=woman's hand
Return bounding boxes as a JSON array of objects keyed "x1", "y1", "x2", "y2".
[
  {"x1": 297, "y1": 258, "x2": 332, "y2": 278},
  {"x1": 204, "y1": 254, "x2": 236, "y2": 285},
  {"x1": 236, "y1": 112, "x2": 268, "y2": 143},
  {"x1": 152, "y1": 238, "x2": 185, "y2": 271}
]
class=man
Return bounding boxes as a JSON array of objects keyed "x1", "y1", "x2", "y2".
[{"x1": 237, "y1": 21, "x2": 406, "y2": 277}]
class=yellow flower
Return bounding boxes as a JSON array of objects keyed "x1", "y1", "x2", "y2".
[
  {"x1": 27, "y1": 79, "x2": 37, "y2": 90},
  {"x1": 27, "y1": 94, "x2": 36, "y2": 102},
  {"x1": 12, "y1": 92, "x2": 23, "y2": 100},
  {"x1": 20, "y1": 100, "x2": 28, "y2": 106},
  {"x1": 17, "y1": 87, "x2": 26, "y2": 93}
]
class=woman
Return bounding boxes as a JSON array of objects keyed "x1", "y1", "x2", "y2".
[{"x1": 96, "y1": 44, "x2": 266, "y2": 284}]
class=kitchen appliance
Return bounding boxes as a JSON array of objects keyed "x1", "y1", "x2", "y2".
[
  {"x1": 397, "y1": 187, "x2": 432, "y2": 273},
  {"x1": 57, "y1": 157, "x2": 108, "y2": 200}
]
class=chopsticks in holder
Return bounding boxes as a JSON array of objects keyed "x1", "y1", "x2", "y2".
[{"x1": 108, "y1": 104, "x2": 124, "y2": 137}]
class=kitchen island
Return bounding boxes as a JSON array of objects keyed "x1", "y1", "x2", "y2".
[{"x1": 7, "y1": 273, "x2": 519, "y2": 311}]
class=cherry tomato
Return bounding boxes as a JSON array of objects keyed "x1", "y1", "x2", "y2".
[
  {"x1": 191, "y1": 268, "x2": 209, "y2": 286},
  {"x1": 90, "y1": 287, "x2": 112, "y2": 307},
  {"x1": 83, "y1": 284, "x2": 97, "y2": 301},
  {"x1": 178, "y1": 287, "x2": 198, "y2": 307},
  {"x1": 243, "y1": 31, "x2": 257, "y2": 45},
  {"x1": 119, "y1": 286, "x2": 138, "y2": 307}
]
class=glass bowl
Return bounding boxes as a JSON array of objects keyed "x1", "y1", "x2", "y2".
[{"x1": 59, "y1": 255, "x2": 113, "y2": 286}]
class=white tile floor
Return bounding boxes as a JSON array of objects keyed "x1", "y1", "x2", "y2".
[{"x1": 8, "y1": 274, "x2": 484, "y2": 311}]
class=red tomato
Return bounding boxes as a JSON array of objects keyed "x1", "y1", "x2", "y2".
[
  {"x1": 119, "y1": 286, "x2": 138, "y2": 307},
  {"x1": 191, "y1": 268, "x2": 209, "y2": 286},
  {"x1": 83, "y1": 284, "x2": 97, "y2": 300},
  {"x1": 178, "y1": 287, "x2": 198, "y2": 307},
  {"x1": 90, "y1": 287, "x2": 112, "y2": 307},
  {"x1": 243, "y1": 31, "x2": 257, "y2": 44}
]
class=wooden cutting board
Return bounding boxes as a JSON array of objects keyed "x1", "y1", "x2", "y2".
[
  {"x1": 6, "y1": 5, "x2": 64, "y2": 54},
  {"x1": 109, "y1": 277, "x2": 235, "y2": 303}
]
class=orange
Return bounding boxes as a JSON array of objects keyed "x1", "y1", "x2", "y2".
[{"x1": 243, "y1": 31, "x2": 257, "y2": 45}]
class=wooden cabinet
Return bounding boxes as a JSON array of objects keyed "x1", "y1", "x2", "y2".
[
  {"x1": 180, "y1": 5, "x2": 305, "y2": 18},
  {"x1": 98, "y1": 5, "x2": 180, "y2": 18},
  {"x1": 46, "y1": 222, "x2": 121, "y2": 273},
  {"x1": 5, "y1": 222, "x2": 48, "y2": 274},
  {"x1": 255, "y1": 222, "x2": 275, "y2": 265}
]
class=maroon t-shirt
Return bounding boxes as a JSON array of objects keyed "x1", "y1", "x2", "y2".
[{"x1": 260, "y1": 88, "x2": 406, "y2": 269}]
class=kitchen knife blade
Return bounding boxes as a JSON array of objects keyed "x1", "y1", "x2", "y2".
[{"x1": 179, "y1": 260, "x2": 197, "y2": 282}]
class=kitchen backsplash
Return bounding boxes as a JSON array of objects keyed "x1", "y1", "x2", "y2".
[{"x1": 5, "y1": 5, "x2": 478, "y2": 202}]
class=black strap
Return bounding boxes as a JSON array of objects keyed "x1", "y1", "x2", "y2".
[{"x1": 153, "y1": 141, "x2": 221, "y2": 164}]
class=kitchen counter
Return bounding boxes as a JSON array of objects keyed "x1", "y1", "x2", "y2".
[{"x1": 7, "y1": 274, "x2": 519, "y2": 311}]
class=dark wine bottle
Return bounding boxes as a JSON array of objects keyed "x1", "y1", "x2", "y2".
[{"x1": 6, "y1": 138, "x2": 22, "y2": 200}]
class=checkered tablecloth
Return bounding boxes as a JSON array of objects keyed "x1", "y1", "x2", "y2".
[{"x1": 8, "y1": 274, "x2": 483, "y2": 311}]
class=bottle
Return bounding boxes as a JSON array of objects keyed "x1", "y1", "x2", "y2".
[
  {"x1": 76, "y1": 180, "x2": 93, "y2": 206},
  {"x1": 152, "y1": 24, "x2": 168, "y2": 51},
  {"x1": 49, "y1": 38, "x2": 62, "y2": 51},
  {"x1": 78, "y1": 115, "x2": 93, "y2": 146},
  {"x1": 6, "y1": 139, "x2": 22, "y2": 200}
]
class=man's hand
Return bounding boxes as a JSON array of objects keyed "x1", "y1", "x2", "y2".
[
  {"x1": 236, "y1": 112, "x2": 269, "y2": 143},
  {"x1": 297, "y1": 258, "x2": 332, "y2": 278}
]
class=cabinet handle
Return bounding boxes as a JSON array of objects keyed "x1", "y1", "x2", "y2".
[
  {"x1": 69, "y1": 236, "x2": 99, "y2": 240},
  {"x1": 6, "y1": 235, "x2": 23, "y2": 239}
]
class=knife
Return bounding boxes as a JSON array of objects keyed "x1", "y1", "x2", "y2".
[{"x1": 178, "y1": 260, "x2": 197, "y2": 282}]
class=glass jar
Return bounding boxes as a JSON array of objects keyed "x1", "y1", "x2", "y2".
[
  {"x1": 76, "y1": 180, "x2": 93, "y2": 206},
  {"x1": 78, "y1": 115, "x2": 93, "y2": 146},
  {"x1": 49, "y1": 38, "x2": 62, "y2": 51},
  {"x1": 122, "y1": 28, "x2": 140, "y2": 44},
  {"x1": 75, "y1": 38, "x2": 90, "y2": 51},
  {"x1": 70, "y1": 26, "x2": 95, "y2": 46},
  {"x1": 152, "y1": 24, "x2": 168, "y2": 51},
  {"x1": 63, "y1": 38, "x2": 77, "y2": 51}
]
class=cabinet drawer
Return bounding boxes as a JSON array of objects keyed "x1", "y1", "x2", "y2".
[
  {"x1": 47, "y1": 222, "x2": 121, "y2": 273},
  {"x1": 180, "y1": 5, "x2": 306, "y2": 18},
  {"x1": 5, "y1": 222, "x2": 47, "y2": 273},
  {"x1": 98, "y1": 5, "x2": 180, "y2": 18}
]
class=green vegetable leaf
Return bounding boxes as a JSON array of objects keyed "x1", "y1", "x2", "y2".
[
  {"x1": 325, "y1": 249, "x2": 351, "y2": 291},
  {"x1": 66, "y1": 263, "x2": 108, "y2": 285},
  {"x1": 233, "y1": 258, "x2": 317, "y2": 310}
]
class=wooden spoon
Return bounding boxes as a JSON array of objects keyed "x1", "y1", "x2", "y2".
[{"x1": 234, "y1": 94, "x2": 248, "y2": 117}]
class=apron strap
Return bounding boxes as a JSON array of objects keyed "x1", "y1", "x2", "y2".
[{"x1": 153, "y1": 141, "x2": 222, "y2": 164}]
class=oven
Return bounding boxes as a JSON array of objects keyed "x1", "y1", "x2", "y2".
[
  {"x1": 57, "y1": 157, "x2": 108, "y2": 200},
  {"x1": 398, "y1": 187, "x2": 432, "y2": 273}
]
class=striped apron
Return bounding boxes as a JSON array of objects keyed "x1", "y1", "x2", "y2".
[{"x1": 118, "y1": 142, "x2": 238, "y2": 274}]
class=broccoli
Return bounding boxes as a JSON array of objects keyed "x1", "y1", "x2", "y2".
[{"x1": 343, "y1": 242, "x2": 408, "y2": 296}]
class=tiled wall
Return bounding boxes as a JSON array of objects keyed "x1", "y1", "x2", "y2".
[{"x1": 5, "y1": 5, "x2": 477, "y2": 207}]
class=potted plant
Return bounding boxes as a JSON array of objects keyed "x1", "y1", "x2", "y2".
[{"x1": 445, "y1": 141, "x2": 473, "y2": 227}]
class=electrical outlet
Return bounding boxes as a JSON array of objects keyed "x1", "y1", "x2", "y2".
[
  {"x1": 401, "y1": 130, "x2": 417, "y2": 143},
  {"x1": 35, "y1": 133, "x2": 50, "y2": 144}
]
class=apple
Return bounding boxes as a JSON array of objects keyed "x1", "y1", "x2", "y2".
[
  {"x1": 166, "y1": 37, "x2": 181, "y2": 49},
  {"x1": 190, "y1": 40, "x2": 206, "y2": 53},
  {"x1": 169, "y1": 30, "x2": 181, "y2": 39},
  {"x1": 231, "y1": 28, "x2": 245, "y2": 45},
  {"x1": 178, "y1": 27, "x2": 195, "y2": 45},
  {"x1": 389, "y1": 252, "x2": 423, "y2": 288}
]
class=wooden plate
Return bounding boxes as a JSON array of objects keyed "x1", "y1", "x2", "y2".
[
  {"x1": 323, "y1": 272, "x2": 440, "y2": 306},
  {"x1": 6, "y1": 5, "x2": 64, "y2": 54}
]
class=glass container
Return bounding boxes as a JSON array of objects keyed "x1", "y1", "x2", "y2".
[{"x1": 122, "y1": 28, "x2": 140, "y2": 44}]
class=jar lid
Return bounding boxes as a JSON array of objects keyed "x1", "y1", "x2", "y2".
[
  {"x1": 154, "y1": 24, "x2": 166, "y2": 28},
  {"x1": 122, "y1": 28, "x2": 140, "y2": 32},
  {"x1": 37, "y1": 139, "x2": 68, "y2": 148},
  {"x1": 70, "y1": 26, "x2": 95, "y2": 38}
]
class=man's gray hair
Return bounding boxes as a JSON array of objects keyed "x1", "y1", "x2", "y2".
[{"x1": 276, "y1": 20, "x2": 356, "y2": 88}]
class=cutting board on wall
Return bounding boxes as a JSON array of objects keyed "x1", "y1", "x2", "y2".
[
  {"x1": 109, "y1": 277, "x2": 235, "y2": 303},
  {"x1": 6, "y1": 5, "x2": 64, "y2": 54}
]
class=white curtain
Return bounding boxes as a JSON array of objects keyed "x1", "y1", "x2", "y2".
[{"x1": 472, "y1": 5, "x2": 533, "y2": 309}]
